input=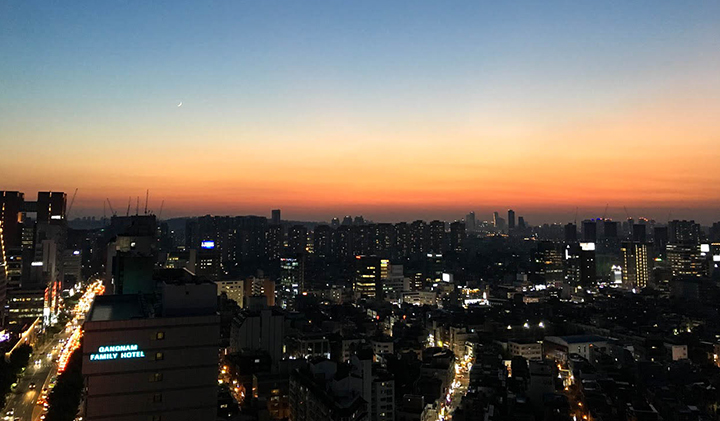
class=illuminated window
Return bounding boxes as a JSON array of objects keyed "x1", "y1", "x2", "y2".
[
  {"x1": 155, "y1": 352, "x2": 164, "y2": 361},
  {"x1": 152, "y1": 393, "x2": 162, "y2": 403},
  {"x1": 156, "y1": 331, "x2": 165, "y2": 340},
  {"x1": 149, "y1": 373, "x2": 163, "y2": 382}
]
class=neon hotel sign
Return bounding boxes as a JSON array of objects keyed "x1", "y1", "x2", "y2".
[{"x1": 90, "y1": 344, "x2": 145, "y2": 361}]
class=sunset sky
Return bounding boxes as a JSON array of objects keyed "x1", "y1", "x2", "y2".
[{"x1": 1, "y1": 1, "x2": 719, "y2": 223}]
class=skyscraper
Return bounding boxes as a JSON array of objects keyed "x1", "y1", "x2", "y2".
[
  {"x1": 582, "y1": 220, "x2": 597, "y2": 242},
  {"x1": 465, "y1": 212, "x2": 476, "y2": 233},
  {"x1": 564, "y1": 223, "x2": 578, "y2": 243},
  {"x1": 621, "y1": 242, "x2": 650, "y2": 290},
  {"x1": 508, "y1": 209, "x2": 516, "y2": 230},
  {"x1": 428, "y1": 220, "x2": 445, "y2": 253},
  {"x1": 632, "y1": 224, "x2": 647, "y2": 243},
  {"x1": 271, "y1": 209, "x2": 281, "y2": 225}
]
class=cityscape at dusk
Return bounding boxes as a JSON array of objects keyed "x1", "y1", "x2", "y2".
[
  {"x1": 2, "y1": 1, "x2": 720, "y2": 222},
  {"x1": 1, "y1": 1, "x2": 720, "y2": 421}
]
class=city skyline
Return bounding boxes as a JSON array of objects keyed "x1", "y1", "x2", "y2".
[{"x1": 2, "y1": 1, "x2": 720, "y2": 222}]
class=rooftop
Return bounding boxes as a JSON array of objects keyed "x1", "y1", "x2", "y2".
[{"x1": 88, "y1": 294, "x2": 149, "y2": 322}]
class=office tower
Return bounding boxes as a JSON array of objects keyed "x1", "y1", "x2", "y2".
[
  {"x1": 465, "y1": 212, "x2": 476, "y2": 233},
  {"x1": 382, "y1": 263, "x2": 405, "y2": 300},
  {"x1": 493, "y1": 212, "x2": 500, "y2": 228},
  {"x1": 353, "y1": 216, "x2": 365, "y2": 226},
  {"x1": 278, "y1": 255, "x2": 304, "y2": 309},
  {"x1": 508, "y1": 209, "x2": 516, "y2": 230},
  {"x1": 621, "y1": 242, "x2": 650, "y2": 290},
  {"x1": 654, "y1": 226, "x2": 669, "y2": 256},
  {"x1": 668, "y1": 220, "x2": 701, "y2": 244},
  {"x1": 313, "y1": 225, "x2": 333, "y2": 259},
  {"x1": 288, "y1": 225, "x2": 307, "y2": 254},
  {"x1": 265, "y1": 224, "x2": 283, "y2": 261},
  {"x1": 409, "y1": 220, "x2": 428, "y2": 256},
  {"x1": 0, "y1": 191, "x2": 25, "y2": 250},
  {"x1": 331, "y1": 217, "x2": 340, "y2": 228},
  {"x1": 579, "y1": 243, "x2": 596, "y2": 286},
  {"x1": 196, "y1": 246, "x2": 221, "y2": 281},
  {"x1": 667, "y1": 244, "x2": 705, "y2": 278},
  {"x1": 425, "y1": 253, "x2": 444, "y2": 284},
  {"x1": 603, "y1": 220, "x2": 618, "y2": 239},
  {"x1": 62, "y1": 249, "x2": 82, "y2": 290},
  {"x1": 354, "y1": 255, "x2": 381, "y2": 299},
  {"x1": 565, "y1": 243, "x2": 595, "y2": 288},
  {"x1": 341, "y1": 216, "x2": 353, "y2": 226},
  {"x1": 518, "y1": 216, "x2": 526, "y2": 230},
  {"x1": 36, "y1": 191, "x2": 67, "y2": 223},
  {"x1": 83, "y1": 278, "x2": 220, "y2": 421},
  {"x1": 106, "y1": 215, "x2": 158, "y2": 294},
  {"x1": 271, "y1": 209, "x2": 281, "y2": 225},
  {"x1": 564, "y1": 223, "x2": 578, "y2": 242},
  {"x1": 582, "y1": 220, "x2": 597, "y2": 242},
  {"x1": 536, "y1": 241, "x2": 563, "y2": 283},
  {"x1": 632, "y1": 224, "x2": 647, "y2": 243},
  {"x1": 449, "y1": 221, "x2": 465, "y2": 253},
  {"x1": 428, "y1": 220, "x2": 445, "y2": 253}
]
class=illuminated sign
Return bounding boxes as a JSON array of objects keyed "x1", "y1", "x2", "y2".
[
  {"x1": 90, "y1": 344, "x2": 145, "y2": 361},
  {"x1": 701, "y1": 244, "x2": 710, "y2": 253},
  {"x1": 0, "y1": 331, "x2": 10, "y2": 343},
  {"x1": 51, "y1": 215, "x2": 62, "y2": 220},
  {"x1": 73, "y1": 250, "x2": 81, "y2": 255},
  {"x1": 31, "y1": 261, "x2": 44, "y2": 267},
  {"x1": 201, "y1": 241, "x2": 215, "y2": 249},
  {"x1": 580, "y1": 242, "x2": 596, "y2": 251}
]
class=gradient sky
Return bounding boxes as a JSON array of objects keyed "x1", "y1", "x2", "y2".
[{"x1": 1, "y1": 1, "x2": 719, "y2": 223}]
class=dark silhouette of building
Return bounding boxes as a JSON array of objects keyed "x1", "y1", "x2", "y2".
[{"x1": 564, "y1": 223, "x2": 578, "y2": 243}]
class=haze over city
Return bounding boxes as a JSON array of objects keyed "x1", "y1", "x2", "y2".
[{"x1": 2, "y1": 0, "x2": 720, "y2": 223}]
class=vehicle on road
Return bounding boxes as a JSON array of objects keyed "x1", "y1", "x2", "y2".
[
  {"x1": 28, "y1": 382, "x2": 36, "y2": 389},
  {"x1": 4, "y1": 408, "x2": 14, "y2": 420}
]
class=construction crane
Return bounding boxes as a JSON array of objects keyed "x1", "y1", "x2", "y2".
[
  {"x1": 574, "y1": 207, "x2": 579, "y2": 225},
  {"x1": 602, "y1": 203, "x2": 609, "y2": 220},
  {"x1": 106, "y1": 198, "x2": 117, "y2": 216},
  {"x1": 126, "y1": 197, "x2": 131, "y2": 217},
  {"x1": 144, "y1": 189, "x2": 149, "y2": 215},
  {"x1": 158, "y1": 200, "x2": 165, "y2": 220},
  {"x1": 623, "y1": 206, "x2": 631, "y2": 221},
  {"x1": 66, "y1": 188, "x2": 79, "y2": 219}
]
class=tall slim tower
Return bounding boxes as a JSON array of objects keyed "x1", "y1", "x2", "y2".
[
  {"x1": 508, "y1": 209, "x2": 516, "y2": 230},
  {"x1": 271, "y1": 209, "x2": 281, "y2": 225}
]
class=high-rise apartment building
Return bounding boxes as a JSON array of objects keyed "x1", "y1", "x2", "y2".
[
  {"x1": 428, "y1": 220, "x2": 445, "y2": 253},
  {"x1": 449, "y1": 221, "x2": 465, "y2": 253},
  {"x1": 271, "y1": 209, "x2": 281, "y2": 225},
  {"x1": 621, "y1": 242, "x2": 650, "y2": 290}
]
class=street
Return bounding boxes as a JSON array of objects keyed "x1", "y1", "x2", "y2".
[
  {"x1": 3, "y1": 330, "x2": 68, "y2": 421},
  {"x1": 3, "y1": 280, "x2": 104, "y2": 421}
]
